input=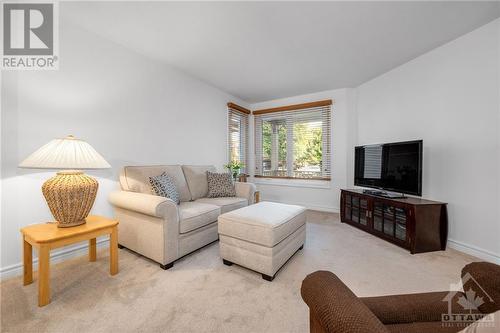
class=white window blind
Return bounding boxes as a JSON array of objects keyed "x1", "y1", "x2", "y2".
[
  {"x1": 228, "y1": 104, "x2": 249, "y2": 173},
  {"x1": 254, "y1": 102, "x2": 331, "y2": 180}
]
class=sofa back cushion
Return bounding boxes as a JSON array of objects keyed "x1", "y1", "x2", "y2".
[
  {"x1": 182, "y1": 165, "x2": 216, "y2": 200},
  {"x1": 120, "y1": 165, "x2": 191, "y2": 202}
]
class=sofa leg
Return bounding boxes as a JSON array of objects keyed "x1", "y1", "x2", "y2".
[
  {"x1": 299, "y1": 245, "x2": 304, "y2": 250},
  {"x1": 118, "y1": 244, "x2": 125, "y2": 249},
  {"x1": 222, "y1": 259, "x2": 233, "y2": 266},
  {"x1": 160, "y1": 262, "x2": 174, "y2": 270},
  {"x1": 262, "y1": 274, "x2": 275, "y2": 282}
]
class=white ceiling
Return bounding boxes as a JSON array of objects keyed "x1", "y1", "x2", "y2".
[{"x1": 62, "y1": 1, "x2": 500, "y2": 103}]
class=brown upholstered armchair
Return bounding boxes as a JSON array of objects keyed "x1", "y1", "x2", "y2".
[{"x1": 301, "y1": 262, "x2": 500, "y2": 333}]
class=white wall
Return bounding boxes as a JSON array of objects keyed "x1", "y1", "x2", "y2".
[
  {"x1": 0, "y1": 20, "x2": 245, "y2": 276},
  {"x1": 249, "y1": 88, "x2": 357, "y2": 212},
  {"x1": 247, "y1": 19, "x2": 499, "y2": 263},
  {"x1": 1, "y1": 14, "x2": 498, "y2": 278},
  {"x1": 497, "y1": 19, "x2": 500, "y2": 263},
  {"x1": 356, "y1": 19, "x2": 500, "y2": 262}
]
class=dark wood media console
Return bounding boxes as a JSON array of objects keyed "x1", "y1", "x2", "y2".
[{"x1": 340, "y1": 189, "x2": 448, "y2": 254}]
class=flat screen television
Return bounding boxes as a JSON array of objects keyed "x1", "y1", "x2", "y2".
[{"x1": 354, "y1": 140, "x2": 423, "y2": 196}]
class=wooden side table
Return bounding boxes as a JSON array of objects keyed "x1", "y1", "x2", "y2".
[
  {"x1": 255, "y1": 191, "x2": 260, "y2": 203},
  {"x1": 21, "y1": 215, "x2": 119, "y2": 307}
]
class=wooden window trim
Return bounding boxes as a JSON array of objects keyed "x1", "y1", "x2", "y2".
[
  {"x1": 254, "y1": 175, "x2": 331, "y2": 181},
  {"x1": 228, "y1": 106, "x2": 249, "y2": 173},
  {"x1": 227, "y1": 102, "x2": 251, "y2": 115},
  {"x1": 252, "y1": 99, "x2": 333, "y2": 115}
]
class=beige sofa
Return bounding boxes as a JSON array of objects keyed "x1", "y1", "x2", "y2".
[{"x1": 108, "y1": 165, "x2": 256, "y2": 269}]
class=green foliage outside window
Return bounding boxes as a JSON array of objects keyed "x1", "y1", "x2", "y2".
[
  {"x1": 293, "y1": 123, "x2": 322, "y2": 169},
  {"x1": 262, "y1": 120, "x2": 323, "y2": 174},
  {"x1": 262, "y1": 121, "x2": 287, "y2": 164}
]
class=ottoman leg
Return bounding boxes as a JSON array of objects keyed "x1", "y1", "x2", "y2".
[
  {"x1": 262, "y1": 274, "x2": 275, "y2": 282},
  {"x1": 160, "y1": 262, "x2": 174, "y2": 270},
  {"x1": 223, "y1": 259, "x2": 233, "y2": 266}
]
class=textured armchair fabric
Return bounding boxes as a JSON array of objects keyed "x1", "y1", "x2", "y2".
[
  {"x1": 385, "y1": 322, "x2": 466, "y2": 333},
  {"x1": 301, "y1": 271, "x2": 389, "y2": 333},
  {"x1": 361, "y1": 291, "x2": 465, "y2": 324},
  {"x1": 460, "y1": 310, "x2": 500, "y2": 333},
  {"x1": 301, "y1": 263, "x2": 500, "y2": 333},
  {"x1": 461, "y1": 262, "x2": 500, "y2": 314}
]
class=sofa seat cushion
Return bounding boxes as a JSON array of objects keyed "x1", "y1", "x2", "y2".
[
  {"x1": 182, "y1": 165, "x2": 216, "y2": 200},
  {"x1": 195, "y1": 197, "x2": 248, "y2": 214},
  {"x1": 121, "y1": 165, "x2": 191, "y2": 202},
  {"x1": 179, "y1": 202, "x2": 220, "y2": 234},
  {"x1": 218, "y1": 202, "x2": 306, "y2": 247}
]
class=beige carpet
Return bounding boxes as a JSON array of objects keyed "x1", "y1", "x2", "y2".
[{"x1": 1, "y1": 211, "x2": 479, "y2": 333}]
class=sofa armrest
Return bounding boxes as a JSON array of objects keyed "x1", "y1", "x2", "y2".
[
  {"x1": 361, "y1": 291, "x2": 466, "y2": 325},
  {"x1": 360, "y1": 291, "x2": 463, "y2": 325},
  {"x1": 108, "y1": 191, "x2": 178, "y2": 218},
  {"x1": 462, "y1": 262, "x2": 500, "y2": 314},
  {"x1": 235, "y1": 182, "x2": 256, "y2": 204},
  {"x1": 301, "y1": 271, "x2": 388, "y2": 333}
]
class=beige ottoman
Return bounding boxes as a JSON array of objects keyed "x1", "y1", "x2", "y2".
[{"x1": 218, "y1": 201, "x2": 306, "y2": 281}]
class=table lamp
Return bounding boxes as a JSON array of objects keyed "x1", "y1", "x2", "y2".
[{"x1": 19, "y1": 135, "x2": 111, "y2": 228}]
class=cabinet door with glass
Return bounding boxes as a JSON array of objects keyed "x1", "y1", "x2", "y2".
[
  {"x1": 372, "y1": 200, "x2": 409, "y2": 243},
  {"x1": 341, "y1": 190, "x2": 446, "y2": 254},
  {"x1": 343, "y1": 193, "x2": 370, "y2": 227}
]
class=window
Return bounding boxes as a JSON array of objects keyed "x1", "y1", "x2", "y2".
[
  {"x1": 254, "y1": 100, "x2": 332, "y2": 180},
  {"x1": 227, "y1": 103, "x2": 250, "y2": 173}
]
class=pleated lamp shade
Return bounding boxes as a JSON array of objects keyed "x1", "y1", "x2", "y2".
[
  {"x1": 19, "y1": 135, "x2": 110, "y2": 169},
  {"x1": 19, "y1": 135, "x2": 110, "y2": 227}
]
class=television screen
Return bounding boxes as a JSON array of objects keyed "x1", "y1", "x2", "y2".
[{"x1": 354, "y1": 140, "x2": 422, "y2": 196}]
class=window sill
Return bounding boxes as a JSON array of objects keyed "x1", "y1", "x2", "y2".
[{"x1": 251, "y1": 177, "x2": 331, "y2": 189}]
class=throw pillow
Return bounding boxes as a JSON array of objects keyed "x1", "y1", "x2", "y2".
[
  {"x1": 207, "y1": 171, "x2": 236, "y2": 198},
  {"x1": 149, "y1": 172, "x2": 180, "y2": 204}
]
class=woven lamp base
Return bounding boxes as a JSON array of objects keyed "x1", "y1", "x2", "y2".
[{"x1": 42, "y1": 171, "x2": 98, "y2": 228}]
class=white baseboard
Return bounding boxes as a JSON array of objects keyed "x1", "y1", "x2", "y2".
[
  {"x1": 0, "y1": 238, "x2": 110, "y2": 280},
  {"x1": 6, "y1": 227, "x2": 495, "y2": 282},
  {"x1": 264, "y1": 199, "x2": 339, "y2": 213},
  {"x1": 447, "y1": 239, "x2": 500, "y2": 264}
]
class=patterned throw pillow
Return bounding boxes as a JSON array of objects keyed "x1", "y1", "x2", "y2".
[
  {"x1": 149, "y1": 172, "x2": 180, "y2": 204},
  {"x1": 207, "y1": 171, "x2": 236, "y2": 198}
]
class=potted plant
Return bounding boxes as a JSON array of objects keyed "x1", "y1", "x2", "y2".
[{"x1": 224, "y1": 161, "x2": 245, "y2": 181}]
